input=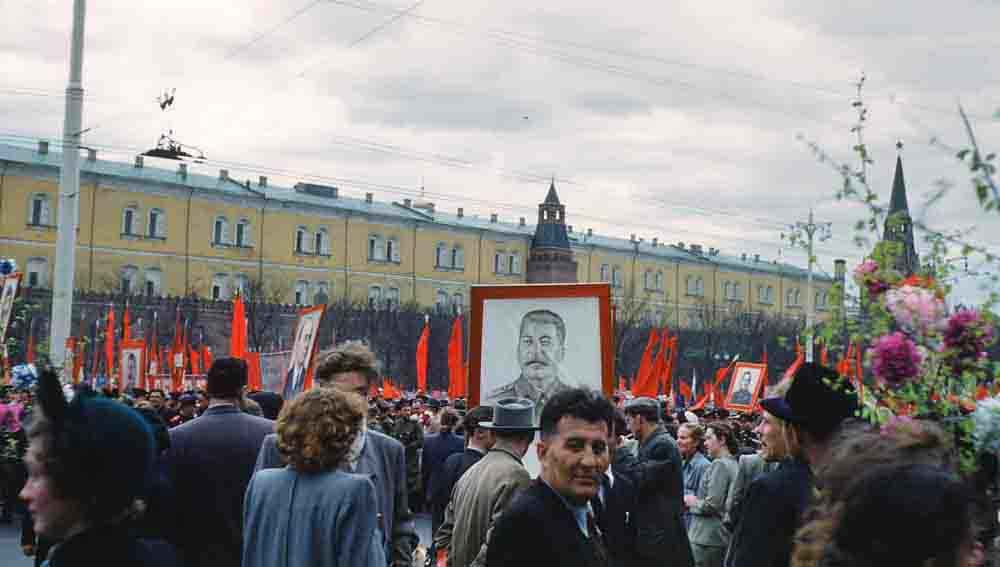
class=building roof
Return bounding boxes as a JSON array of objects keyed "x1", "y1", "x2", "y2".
[
  {"x1": 888, "y1": 154, "x2": 910, "y2": 216},
  {"x1": 0, "y1": 141, "x2": 830, "y2": 282}
]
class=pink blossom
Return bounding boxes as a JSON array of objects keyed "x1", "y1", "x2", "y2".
[
  {"x1": 943, "y1": 309, "x2": 995, "y2": 368},
  {"x1": 884, "y1": 285, "x2": 947, "y2": 335},
  {"x1": 853, "y1": 259, "x2": 889, "y2": 297},
  {"x1": 871, "y1": 332, "x2": 923, "y2": 387}
]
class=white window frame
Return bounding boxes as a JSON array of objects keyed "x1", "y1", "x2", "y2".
[
  {"x1": 295, "y1": 226, "x2": 309, "y2": 254},
  {"x1": 452, "y1": 246, "x2": 465, "y2": 270},
  {"x1": 368, "y1": 235, "x2": 386, "y2": 262},
  {"x1": 122, "y1": 206, "x2": 139, "y2": 236},
  {"x1": 612, "y1": 266, "x2": 623, "y2": 288},
  {"x1": 28, "y1": 193, "x2": 51, "y2": 226},
  {"x1": 600, "y1": 264, "x2": 610, "y2": 283},
  {"x1": 386, "y1": 286, "x2": 400, "y2": 309},
  {"x1": 147, "y1": 208, "x2": 165, "y2": 239},
  {"x1": 452, "y1": 292, "x2": 464, "y2": 314},
  {"x1": 436, "y1": 290, "x2": 450, "y2": 312},
  {"x1": 294, "y1": 280, "x2": 310, "y2": 306},
  {"x1": 436, "y1": 242, "x2": 450, "y2": 268},
  {"x1": 213, "y1": 217, "x2": 229, "y2": 245},
  {"x1": 387, "y1": 237, "x2": 400, "y2": 263},
  {"x1": 144, "y1": 268, "x2": 162, "y2": 297},
  {"x1": 211, "y1": 274, "x2": 229, "y2": 301},
  {"x1": 120, "y1": 265, "x2": 139, "y2": 295},
  {"x1": 236, "y1": 219, "x2": 252, "y2": 248},
  {"x1": 655, "y1": 271, "x2": 664, "y2": 291},
  {"x1": 368, "y1": 285, "x2": 383, "y2": 309},
  {"x1": 26, "y1": 257, "x2": 48, "y2": 288}
]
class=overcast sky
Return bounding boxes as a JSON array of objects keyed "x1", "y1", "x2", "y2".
[{"x1": 1, "y1": 0, "x2": 998, "y2": 303}]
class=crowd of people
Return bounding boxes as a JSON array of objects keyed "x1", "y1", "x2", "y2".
[{"x1": 0, "y1": 340, "x2": 995, "y2": 567}]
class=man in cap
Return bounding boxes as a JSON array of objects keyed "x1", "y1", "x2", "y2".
[
  {"x1": 393, "y1": 398, "x2": 425, "y2": 513},
  {"x1": 434, "y1": 398, "x2": 536, "y2": 567},
  {"x1": 168, "y1": 393, "x2": 198, "y2": 428},
  {"x1": 725, "y1": 363, "x2": 858, "y2": 567},
  {"x1": 614, "y1": 397, "x2": 693, "y2": 567},
  {"x1": 485, "y1": 310, "x2": 572, "y2": 417}
]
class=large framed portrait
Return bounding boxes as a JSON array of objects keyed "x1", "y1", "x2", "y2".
[
  {"x1": 0, "y1": 273, "x2": 21, "y2": 346},
  {"x1": 281, "y1": 305, "x2": 325, "y2": 401},
  {"x1": 725, "y1": 362, "x2": 767, "y2": 412},
  {"x1": 120, "y1": 339, "x2": 146, "y2": 391},
  {"x1": 470, "y1": 283, "x2": 614, "y2": 414}
]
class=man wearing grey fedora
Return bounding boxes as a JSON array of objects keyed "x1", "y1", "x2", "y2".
[{"x1": 434, "y1": 398, "x2": 537, "y2": 567}]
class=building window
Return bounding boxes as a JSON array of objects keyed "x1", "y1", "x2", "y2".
[
  {"x1": 211, "y1": 274, "x2": 229, "y2": 301},
  {"x1": 120, "y1": 266, "x2": 138, "y2": 295},
  {"x1": 436, "y1": 290, "x2": 450, "y2": 313},
  {"x1": 234, "y1": 274, "x2": 249, "y2": 298},
  {"x1": 28, "y1": 193, "x2": 51, "y2": 226},
  {"x1": 147, "y1": 209, "x2": 165, "y2": 239},
  {"x1": 612, "y1": 266, "x2": 623, "y2": 288},
  {"x1": 758, "y1": 285, "x2": 774, "y2": 304},
  {"x1": 494, "y1": 251, "x2": 506, "y2": 274},
  {"x1": 294, "y1": 280, "x2": 310, "y2": 306},
  {"x1": 655, "y1": 271, "x2": 664, "y2": 291},
  {"x1": 600, "y1": 264, "x2": 610, "y2": 282},
  {"x1": 452, "y1": 246, "x2": 465, "y2": 270},
  {"x1": 144, "y1": 269, "x2": 162, "y2": 297},
  {"x1": 733, "y1": 282, "x2": 743, "y2": 301},
  {"x1": 368, "y1": 235, "x2": 386, "y2": 261},
  {"x1": 314, "y1": 282, "x2": 330, "y2": 304},
  {"x1": 452, "y1": 292, "x2": 464, "y2": 314},
  {"x1": 122, "y1": 207, "x2": 138, "y2": 236},
  {"x1": 786, "y1": 288, "x2": 801, "y2": 307},
  {"x1": 315, "y1": 228, "x2": 329, "y2": 256},
  {"x1": 724, "y1": 281, "x2": 732, "y2": 299},
  {"x1": 236, "y1": 220, "x2": 251, "y2": 248},
  {"x1": 26, "y1": 258, "x2": 48, "y2": 288},
  {"x1": 387, "y1": 237, "x2": 400, "y2": 263},
  {"x1": 643, "y1": 270, "x2": 652, "y2": 291},
  {"x1": 295, "y1": 227, "x2": 308, "y2": 254},
  {"x1": 213, "y1": 217, "x2": 228, "y2": 245},
  {"x1": 509, "y1": 252, "x2": 522, "y2": 275},
  {"x1": 368, "y1": 285, "x2": 382, "y2": 309},
  {"x1": 386, "y1": 287, "x2": 400, "y2": 309},
  {"x1": 436, "y1": 242, "x2": 450, "y2": 268}
]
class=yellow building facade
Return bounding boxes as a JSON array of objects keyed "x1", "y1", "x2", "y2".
[{"x1": 0, "y1": 141, "x2": 836, "y2": 326}]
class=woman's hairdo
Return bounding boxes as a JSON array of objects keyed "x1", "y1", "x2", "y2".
[
  {"x1": 315, "y1": 341, "x2": 380, "y2": 386},
  {"x1": 707, "y1": 421, "x2": 739, "y2": 455},
  {"x1": 276, "y1": 388, "x2": 366, "y2": 474}
]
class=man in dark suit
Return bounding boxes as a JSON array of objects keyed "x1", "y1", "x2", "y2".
[
  {"x1": 166, "y1": 357, "x2": 274, "y2": 567},
  {"x1": 725, "y1": 363, "x2": 858, "y2": 567},
  {"x1": 487, "y1": 388, "x2": 616, "y2": 567},
  {"x1": 614, "y1": 397, "x2": 693, "y2": 567},
  {"x1": 255, "y1": 341, "x2": 418, "y2": 567},
  {"x1": 425, "y1": 408, "x2": 475, "y2": 535},
  {"x1": 430, "y1": 405, "x2": 495, "y2": 539},
  {"x1": 593, "y1": 409, "x2": 640, "y2": 567}
]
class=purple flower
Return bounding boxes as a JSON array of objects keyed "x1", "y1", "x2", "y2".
[
  {"x1": 853, "y1": 259, "x2": 889, "y2": 297},
  {"x1": 871, "y1": 332, "x2": 923, "y2": 387},
  {"x1": 885, "y1": 285, "x2": 947, "y2": 335},
  {"x1": 943, "y1": 309, "x2": 995, "y2": 367}
]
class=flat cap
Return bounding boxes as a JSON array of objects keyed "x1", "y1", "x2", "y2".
[{"x1": 625, "y1": 396, "x2": 660, "y2": 415}]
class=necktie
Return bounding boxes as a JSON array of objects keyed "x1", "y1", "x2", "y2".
[{"x1": 587, "y1": 510, "x2": 609, "y2": 566}]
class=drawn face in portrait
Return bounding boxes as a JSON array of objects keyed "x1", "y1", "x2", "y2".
[
  {"x1": 728, "y1": 366, "x2": 761, "y2": 408},
  {"x1": 517, "y1": 312, "x2": 566, "y2": 386},
  {"x1": 0, "y1": 278, "x2": 17, "y2": 341},
  {"x1": 293, "y1": 319, "x2": 315, "y2": 370},
  {"x1": 127, "y1": 354, "x2": 138, "y2": 386},
  {"x1": 738, "y1": 372, "x2": 753, "y2": 393}
]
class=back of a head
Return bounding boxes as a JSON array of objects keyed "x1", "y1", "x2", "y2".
[
  {"x1": 540, "y1": 388, "x2": 614, "y2": 439},
  {"x1": 439, "y1": 408, "x2": 460, "y2": 432},
  {"x1": 248, "y1": 391, "x2": 284, "y2": 420},
  {"x1": 463, "y1": 405, "x2": 494, "y2": 435},
  {"x1": 315, "y1": 341, "x2": 379, "y2": 386},
  {"x1": 206, "y1": 357, "x2": 247, "y2": 398}
]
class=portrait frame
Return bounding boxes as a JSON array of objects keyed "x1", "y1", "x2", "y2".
[
  {"x1": 281, "y1": 304, "x2": 325, "y2": 400},
  {"x1": 725, "y1": 362, "x2": 767, "y2": 412},
  {"x1": 469, "y1": 283, "x2": 614, "y2": 408},
  {"x1": 120, "y1": 339, "x2": 146, "y2": 391},
  {"x1": 0, "y1": 273, "x2": 22, "y2": 346}
]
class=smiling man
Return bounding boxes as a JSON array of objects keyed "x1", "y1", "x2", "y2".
[
  {"x1": 486, "y1": 388, "x2": 616, "y2": 567},
  {"x1": 486, "y1": 310, "x2": 572, "y2": 419}
]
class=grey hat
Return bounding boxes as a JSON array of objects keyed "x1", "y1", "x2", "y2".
[
  {"x1": 625, "y1": 396, "x2": 661, "y2": 419},
  {"x1": 480, "y1": 397, "x2": 539, "y2": 431}
]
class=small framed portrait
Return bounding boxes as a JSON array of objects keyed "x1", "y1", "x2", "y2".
[
  {"x1": 469, "y1": 283, "x2": 614, "y2": 417},
  {"x1": 0, "y1": 273, "x2": 21, "y2": 346},
  {"x1": 120, "y1": 339, "x2": 146, "y2": 391},
  {"x1": 725, "y1": 362, "x2": 767, "y2": 412},
  {"x1": 282, "y1": 304, "x2": 325, "y2": 401}
]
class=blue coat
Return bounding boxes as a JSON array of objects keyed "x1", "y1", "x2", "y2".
[
  {"x1": 422, "y1": 432, "x2": 465, "y2": 508},
  {"x1": 166, "y1": 405, "x2": 274, "y2": 567},
  {"x1": 242, "y1": 467, "x2": 385, "y2": 567}
]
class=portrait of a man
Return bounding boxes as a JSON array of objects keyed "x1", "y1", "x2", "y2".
[
  {"x1": 0, "y1": 275, "x2": 20, "y2": 345},
  {"x1": 282, "y1": 308, "x2": 322, "y2": 400},
  {"x1": 120, "y1": 342, "x2": 145, "y2": 391},
  {"x1": 485, "y1": 309, "x2": 572, "y2": 413},
  {"x1": 730, "y1": 371, "x2": 754, "y2": 406},
  {"x1": 725, "y1": 363, "x2": 765, "y2": 410}
]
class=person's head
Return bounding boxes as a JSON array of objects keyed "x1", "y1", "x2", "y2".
[
  {"x1": 205, "y1": 357, "x2": 247, "y2": 400},
  {"x1": 677, "y1": 423, "x2": 705, "y2": 459},
  {"x1": 538, "y1": 388, "x2": 615, "y2": 505},
  {"x1": 178, "y1": 394, "x2": 197, "y2": 417},
  {"x1": 439, "y1": 408, "x2": 460, "y2": 433},
  {"x1": 21, "y1": 368, "x2": 154, "y2": 540},
  {"x1": 148, "y1": 389, "x2": 165, "y2": 409},
  {"x1": 314, "y1": 341, "x2": 379, "y2": 399},
  {"x1": 517, "y1": 310, "x2": 566, "y2": 384},
  {"x1": 754, "y1": 410, "x2": 792, "y2": 461},
  {"x1": 705, "y1": 421, "x2": 738, "y2": 459},
  {"x1": 462, "y1": 405, "x2": 496, "y2": 450},
  {"x1": 248, "y1": 391, "x2": 284, "y2": 421},
  {"x1": 276, "y1": 387, "x2": 365, "y2": 474},
  {"x1": 196, "y1": 391, "x2": 208, "y2": 412},
  {"x1": 624, "y1": 397, "x2": 660, "y2": 441},
  {"x1": 739, "y1": 371, "x2": 752, "y2": 391},
  {"x1": 793, "y1": 421, "x2": 972, "y2": 567}
]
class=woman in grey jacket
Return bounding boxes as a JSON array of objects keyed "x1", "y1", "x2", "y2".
[
  {"x1": 685, "y1": 422, "x2": 740, "y2": 567},
  {"x1": 243, "y1": 388, "x2": 384, "y2": 567}
]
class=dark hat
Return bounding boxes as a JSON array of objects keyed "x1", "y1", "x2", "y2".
[
  {"x1": 249, "y1": 391, "x2": 284, "y2": 421},
  {"x1": 760, "y1": 363, "x2": 858, "y2": 437},
  {"x1": 625, "y1": 397, "x2": 661, "y2": 420},
  {"x1": 479, "y1": 398, "x2": 539, "y2": 431},
  {"x1": 453, "y1": 399, "x2": 467, "y2": 411},
  {"x1": 179, "y1": 394, "x2": 197, "y2": 406},
  {"x1": 427, "y1": 398, "x2": 442, "y2": 410}
]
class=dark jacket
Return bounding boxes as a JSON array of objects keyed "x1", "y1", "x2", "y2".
[
  {"x1": 424, "y1": 433, "x2": 466, "y2": 523},
  {"x1": 725, "y1": 457, "x2": 813, "y2": 567},
  {"x1": 166, "y1": 404, "x2": 274, "y2": 567},
  {"x1": 431, "y1": 447, "x2": 485, "y2": 535},
  {"x1": 486, "y1": 479, "x2": 607, "y2": 567},
  {"x1": 593, "y1": 471, "x2": 640, "y2": 567},
  {"x1": 42, "y1": 528, "x2": 179, "y2": 567},
  {"x1": 612, "y1": 426, "x2": 693, "y2": 567}
]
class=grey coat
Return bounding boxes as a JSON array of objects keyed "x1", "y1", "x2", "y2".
[
  {"x1": 255, "y1": 429, "x2": 418, "y2": 567},
  {"x1": 243, "y1": 467, "x2": 383, "y2": 567},
  {"x1": 723, "y1": 453, "x2": 778, "y2": 534},
  {"x1": 688, "y1": 455, "x2": 739, "y2": 548}
]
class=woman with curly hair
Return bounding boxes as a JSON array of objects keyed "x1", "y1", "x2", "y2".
[
  {"x1": 686, "y1": 421, "x2": 740, "y2": 567},
  {"x1": 792, "y1": 419, "x2": 980, "y2": 567},
  {"x1": 242, "y1": 387, "x2": 383, "y2": 567}
]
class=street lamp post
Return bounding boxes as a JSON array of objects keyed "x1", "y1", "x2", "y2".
[{"x1": 785, "y1": 209, "x2": 832, "y2": 363}]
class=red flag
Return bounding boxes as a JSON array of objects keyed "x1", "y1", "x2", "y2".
[
  {"x1": 416, "y1": 316, "x2": 430, "y2": 393},
  {"x1": 819, "y1": 343, "x2": 829, "y2": 366},
  {"x1": 782, "y1": 344, "x2": 805, "y2": 382},
  {"x1": 632, "y1": 329, "x2": 660, "y2": 397},
  {"x1": 202, "y1": 344, "x2": 213, "y2": 371},
  {"x1": 230, "y1": 294, "x2": 247, "y2": 360},
  {"x1": 762, "y1": 345, "x2": 768, "y2": 367},
  {"x1": 170, "y1": 310, "x2": 185, "y2": 392},
  {"x1": 105, "y1": 308, "x2": 116, "y2": 387},
  {"x1": 447, "y1": 316, "x2": 465, "y2": 399},
  {"x1": 245, "y1": 351, "x2": 262, "y2": 391},
  {"x1": 189, "y1": 346, "x2": 201, "y2": 375},
  {"x1": 854, "y1": 341, "x2": 864, "y2": 401},
  {"x1": 122, "y1": 303, "x2": 131, "y2": 342},
  {"x1": 679, "y1": 380, "x2": 692, "y2": 402},
  {"x1": 25, "y1": 323, "x2": 35, "y2": 364},
  {"x1": 618, "y1": 377, "x2": 626, "y2": 392},
  {"x1": 663, "y1": 336, "x2": 679, "y2": 397}
]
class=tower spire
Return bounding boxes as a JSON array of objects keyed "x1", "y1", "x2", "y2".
[{"x1": 881, "y1": 142, "x2": 920, "y2": 275}]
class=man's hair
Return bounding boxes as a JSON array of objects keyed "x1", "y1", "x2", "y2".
[
  {"x1": 624, "y1": 402, "x2": 660, "y2": 423},
  {"x1": 540, "y1": 388, "x2": 615, "y2": 440},
  {"x1": 206, "y1": 357, "x2": 248, "y2": 398},
  {"x1": 519, "y1": 309, "x2": 566, "y2": 346},
  {"x1": 315, "y1": 341, "x2": 380, "y2": 387},
  {"x1": 462, "y1": 405, "x2": 494, "y2": 435},
  {"x1": 439, "y1": 408, "x2": 460, "y2": 432}
]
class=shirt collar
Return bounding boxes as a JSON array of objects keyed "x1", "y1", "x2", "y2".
[{"x1": 541, "y1": 479, "x2": 590, "y2": 538}]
